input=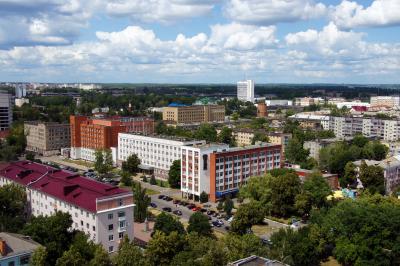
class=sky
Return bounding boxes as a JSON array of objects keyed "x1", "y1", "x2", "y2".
[{"x1": 0, "y1": 0, "x2": 399, "y2": 84}]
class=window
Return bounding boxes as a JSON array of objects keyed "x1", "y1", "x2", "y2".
[
  {"x1": 118, "y1": 199, "x2": 123, "y2": 206},
  {"x1": 86, "y1": 223, "x2": 89, "y2": 229},
  {"x1": 93, "y1": 226, "x2": 96, "y2": 231},
  {"x1": 119, "y1": 232, "x2": 124, "y2": 239},
  {"x1": 108, "y1": 224, "x2": 114, "y2": 231},
  {"x1": 108, "y1": 213, "x2": 113, "y2": 220},
  {"x1": 80, "y1": 221, "x2": 83, "y2": 226},
  {"x1": 108, "y1": 246, "x2": 114, "y2": 253},
  {"x1": 119, "y1": 221, "x2": 126, "y2": 229},
  {"x1": 8, "y1": 261, "x2": 15, "y2": 266},
  {"x1": 109, "y1": 234, "x2": 114, "y2": 241},
  {"x1": 118, "y1": 211, "x2": 125, "y2": 218}
]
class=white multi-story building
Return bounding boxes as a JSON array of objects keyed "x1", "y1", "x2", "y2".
[
  {"x1": 118, "y1": 134, "x2": 205, "y2": 180},
  {"x1": 237, "y1": 80, "x2": 254, "y2": 103},
  {"x1": 0, "y1": 161, "x2": 134, "y2": 253},
  {"x1": 370, "y1": 96, "x2": 400, "y2": 108},
  {"x1": 0, "y1": 91, "x2": 12, "y2": 131},
  {"x1": 15, "y1": 84, "x2": 27, "y2": 98}
]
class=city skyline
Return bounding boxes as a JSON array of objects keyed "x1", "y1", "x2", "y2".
[{"x1": 0, "y1": 0, "x2": 400, "y2": 84}]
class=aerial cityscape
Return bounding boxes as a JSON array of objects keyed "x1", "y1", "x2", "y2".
[{"x1": 1, "y1": 1, "x2": 400, "y2": 266}]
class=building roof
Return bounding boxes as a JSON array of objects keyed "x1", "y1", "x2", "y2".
[
  {"x1": 0, "y1": 161, "x2": 130, "y2": 213},
  {"x1": 228, "y1": 255, "x2": 288, "y2": 266},
  {"x1": 225, "y1": 142, "x2": 281, "y2": 153},
  {"x1": 119, "y1": 132, "x2": 203, "y2": 143},
  {"x1": 0, "y1": 232, "x2": 41, "y2": 259},
  {"x1": 353, "y1": 156, "x2": 400, "y2": 169}
]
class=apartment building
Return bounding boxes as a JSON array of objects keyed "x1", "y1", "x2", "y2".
[
  {"x1": 303, "y1": 138, "x2": 352, "y2": 160},
  {"x1": 0, "y1": 232, "x2": 41, "y2": 266},
  {"x1": 162, "y1": 104, "x2": 225, "y2": 125},
  {"x1": 118, "y1": 134, "x2": 205, "y2": 180},
  {"x1": 181, "y1": 143, "x2": 282, "y2": 202},
  {"x1": 0, "y1": 161, "x2": 134, "y2": 253},
  {"x1": 370, "y1": 96, "x2": 400, "y2": 108},
  {"x1": 229, "y1": 128, "x2": 291, "y2": 150},
  {"x1": 294, "y1": 97, "x2": 324, "y2": 107},
  {"x1": 25, "y1": 121, "x2": 70, "y2": 156},
  {"x1": 381, "y1": 141, "x2": 400, "y2": 156},
  {"x1": 289, "y1": 113, "x2": 331, "y2": 130},
  {"x1": 70, "y1": 115, "x2": 154, "y2": 161},
  {"x1": 0, "y1": 91, "x2": 12, "y2": 132},
  {"x1": 237, "y1": 80, "x2": 254, "y2": 103}
]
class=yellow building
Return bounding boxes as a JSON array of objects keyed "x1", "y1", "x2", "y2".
[{"x1": 163, "y1": 104, "x2": 225, "y2": 124}]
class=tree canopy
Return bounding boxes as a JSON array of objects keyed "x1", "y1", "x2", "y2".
[{"x1": 168, "y1": 160, "x2": 181, "y2": 189}]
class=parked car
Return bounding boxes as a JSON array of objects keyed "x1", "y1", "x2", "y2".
[
  {"x1": 162, "y1": 207, "x2": 172, "y2": 212},
  {"x1": 206, "y1": 210, "x2": 215, "y2": 215},
  {"x1": 164, "y1": 196, "x2": 173, "y2": 201},
  {"x1": 212, "y1": 221, "x2": 222, "y2": 227},
  {"x1": 227, "y1": 216, "x2": 234, "y2": 223},
  {"x1": 150, "y1": 202, "x2": 157, "y2": 208},
  {"x1": 173, "y1": 210, "x2": 182, "y2": 216},
  {"x1": 173, "y1": 199, "x2": 181, "y2": 204},
  {"x1": 192, "y1": 207, "x2": 200, "y2": 212},
  {"x1": 216, "y1": 219, "x2": 224, "y2": 226},
  {"x1": 158, "y1": 194, "x2": 165, "y2": 199},
  {"x1": 187, "y1": 204, "x2": 195, "y2": 209},
  {"x1": 179, "y1": 201, "x2": 187, "y2": 206},
  {"x1": 212, "y1": 212, "x2": 219, "y2": 217},
  {"x1": 200, "y1": 208, "x2": 207, "y2": 213}
]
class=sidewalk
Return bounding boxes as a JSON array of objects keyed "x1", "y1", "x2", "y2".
[{"x1": 38, "y1": 155, "x2": 90, "y2": 171}]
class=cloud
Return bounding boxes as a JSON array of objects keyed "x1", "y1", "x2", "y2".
[
  {"x1": 330, "y1": 0, "x2": 400, "y2": 29},
  {"x1": 105, "y1": 0, "x2": 218, "y2": 24},
  {"x1": 224, "y1": 0, "x2": 326, "y2": 25}
]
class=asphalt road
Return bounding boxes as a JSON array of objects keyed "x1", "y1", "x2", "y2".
[{"x1": 149, "y1": 195, "x2": 229, "y2": 234}]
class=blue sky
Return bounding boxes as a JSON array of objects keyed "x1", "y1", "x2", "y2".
[{"x1": 0, "y1": 0, "x2": 399, "y2": 84}]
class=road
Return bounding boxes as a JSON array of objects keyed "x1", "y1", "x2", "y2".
[{"x1": 149, "y1": 194, "x2": 229, "y2": 234}]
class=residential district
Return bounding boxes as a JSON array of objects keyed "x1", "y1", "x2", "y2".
[{"x1": 0, "y1": 82, "x2": 399, "y2": 266}]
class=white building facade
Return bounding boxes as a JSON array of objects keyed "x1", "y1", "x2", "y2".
[
  {"x1": 0, "y1": 91, "x2": 12, "y2": 131},
  {"x1": 237, "y1": 80, "x2": 255, "y2": 103},
  {"x1": 118, "y1": 134, "x2": 205, "y2": 180}
]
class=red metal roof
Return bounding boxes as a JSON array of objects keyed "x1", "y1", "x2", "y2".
[{"x1": 0, "y1": 161, "x2": 130, "y2": 213}]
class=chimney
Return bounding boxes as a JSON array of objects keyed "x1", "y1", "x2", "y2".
[{"x1": 0, "y1": 238, "x2": 7, "y2": 256}]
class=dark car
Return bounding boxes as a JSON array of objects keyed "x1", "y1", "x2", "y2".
[
  {"x1": 200, "y1": 208, "x2": 207, "y2": 213},
  {"x1": 158, "y1": 194, "x2": 165, "y2": 199},
  {"x1": 164, "y1": 196, "x2": 173, "y2": 201},
  {"x1": 212, "y1": 212, "x2": 219, "y2": 217},
  {"x1": 150, "y1": 202, "x2": 157, "y2": 208},
  {"x1": 173, "y1": 210, "x2": 182, "y2": 216},
  {"x1": 162, "y1": 207, "x2": 172, "y2": 212},
  {"x1": 187, "y1": 204, "x2": 195, "y2": 209},
  {"x1": 212, "y1": 221, "x2": 222, "y2": 227},
  {"x1": 206, "y1": 210, "x2": 215, "y2": 215},
  {"x1": 173, "y1": 199, "x2": 181, "y2": 204}
]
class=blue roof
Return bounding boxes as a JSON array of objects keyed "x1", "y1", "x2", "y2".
[{"x1": 168, "y1": 103, "x2": 189, "y2": 107}]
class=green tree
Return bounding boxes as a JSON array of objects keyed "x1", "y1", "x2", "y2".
[
  {"x1": 194, "y1": 124, "x2": 217, "y2": 142},
  {"x1": 22, "y1": 212, "x2": 74, "y2": 265},
  {"x1": 199, "y1": 191, "x2": 208, "y2": 203},
  {"x1": 0, "y1": 183, "x2": 27, "y2": 232},
  {"x1": 239, "y1": 174, "x2": 273, "y2": 203},
  {"x1": 223, "y1": 234, "x2": 269, "y2": 262},
  {"x1": 30, "y1": 246, "x2": 48, "y2": 266},
  {"x1": 120, "y1": 171, "x2": 132, "y2": 187},
  {"x1": 150, "y1": 175, "x2": 157, "y2": 185},
  {"x1": 231, "y1": 112, "x2": 239, "y2": 121},
  {"x1": 146, "y1": 231, "x2": 186, "y2": 266},
  {"x1": 285, "y1": 138, "x2": 309, "y2": 164},
  {"x1": 154, "y1": 212, "x2": 185, "y2": 235},
  {"x1": 94, "y1": 149, "x2": 105, "y2": 173},
  {"x1": 251, "y1": 132, "x2": 269, "y2": 145},
  {"x1": 26, "y1": 152, "x2": 35, "y2": 161},
  {"x1": 224, "y1": 196, "x2": 234, "y2": 216},
  {"x1": 231, "y1": 201, "x2": 265, "y2": 235},
  {"x1": 270, "y1": 173, "x2": 301, "y2": 217},
  {"x1": 359, "y1": 161, "x2": 385, "y2": 194},
  {"x1": 104, "y1": 149, "x2": 113, "y2": 172},
  {"x1": 217, "y1": 201, "x2": 224, "y2": 211},
  {"x1": 89, "y1": 246, "x2": 112, "y2": 266},
  {"x1": 168, "y1": 160, "x2": 181, "y2": 189},
  {"x1": 218, "y1": 126, "x2": 235, "y2": 146},
  {"x1": 133, "y1": 182, "x2": 151, "y2": 222},
  {"x1": 302, "y1": 172, "x2": 331, "y2": 209},
  {"x1": 122, "y1": 154, "x2": 141, "y2": 174},
  {"x1": 56, "y1": 249, "x2": 85, "y2": 266},
  {"x1": 187, "y1": 212, "x2": 212, "y2": 237},
  {"x1": 352, "y1": 134, "x2": 369, "y2": 148},
  {"x1": 342, "y1": 162, "x2": 357, "y2": 188},
  {"x1": 113, "y1": 236, "x2": 148, "y2": 266}
]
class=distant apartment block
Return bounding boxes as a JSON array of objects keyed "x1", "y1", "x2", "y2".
[
  {"x1": 0, "y1": 161, "x2": 134, "y2": 253},
  {"x1": 25, "y1": 121, "x2": 71, "y2": 156},
  {"x1": 237, "y1": 80, "x2": 254, "y2": 103},
  {"x1": 70, "y1": 115, "x2": 154, "y2": 161},
  {"x1": 370, "y1": 96, "x2": 400, "y2": 108},
  {"x1": 0, "y1": 232, "x2": 41, "y2": 266},
  {"x1": 117, "y1": 134, "x2": 205, "y2": 180},
  {"x1": 181, "y1": 143, "x2": 282, "y2": 202},
  {"x1": 229, "y1": 128, "x2": 291, "y2": 150},
  {"x1": 0, "y1": 91, "x2": 12, "y2": 132},
  {"x1": 162, "y1": 104, "x2": 225, "y2": 125},
  {"x1": 294, "y1": 97, "x2": 324, "y2": 107}
]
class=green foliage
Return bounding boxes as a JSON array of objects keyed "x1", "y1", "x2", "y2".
[
  {"x1": 218, "y1": 126, "x2": 235, "y2": 146},
  {"x1": 270, "y1": 173, "x2": 302, "y2": 217},
  {"x1": 56, "y1": 248, "x2": 85, "y2": 266},
  {"x1": 94, "y1": 149, "x2": 113, "y2": 174},
  {"x1": 30, "y1": 246, "x2": 48, "y2": 266},
  {"x1": 250, "y1": 118, "x2": 268, "y2": 130},
  {"x1": 168, "y1": 160, "x2": 181, "y2": 189},
  {"x1": 194, "y1": 124, "x2": 217, "y2": 142},
  {"x1": 187, "y1": 212, "x2": 212, "y2": 237},
  {"x1": 133, "y1": 182, "x2": 151, "y2": 222},
  {"x1": 113, "y1": 236, "x2": 148, "y2": 266},
  {"x1": 22, "y1": 212, "x2": 75, "y2": 265},
  {"x1": 120, "y1": 171, "x2": 133, "y2": 187},
  {"x1": 219, "y1": 98, "x2": 256, "y2": 118},
  {"x1": 0, "y1": 183, "x2": 27, "y2": 232},
  {"x1": 26, "y1": 152, "x2": 35, "y2": 161},
  {"x1": 199, "y1": 191, "x2": 208, "y2": 203},
  {"x1": 239, "y1": 174, "x2": 273, "y2": 203},
  {"x1": 224, "y1": 196, "x2": 234, "y2": 216},
  {"x1": 122, "y1": 154, "x2": 141, "y2": 174},
  {"x1": 217, "y1": 201, "x2": 224, "y2": 211},
  {"x1": 154, "y1": 212, "x2": 185, "y2": 235},
  {"x1": 251, "y1": 132, "x2": 269, "y2": 145},
  {"x1": 0, "y1": 122, "x2": 26, "y2": 161},
  {"x1": 359, "y1": 161, "x2": 385, "y2": 195},
  {"x1": 342, "y1": 162, "x2": 357, "y2": 188},
  {"x1": 285, "y1": 138, "x2": 310, "y2": 164},
  {"x1": 150, "y1": 175, "x2": 157, "y2": 185},
  {"x1": 231, "y1": 201, "x2": 265, "y2": 235},
  {"x1": 89, "y1": 246, "x2": 112, "y2": 266},
  {"x1": 269, "y1": 168, "x2": 296, "y2": 177},
  {"x1": 146, "y1": 231, "x2": 186, "y2": 266},
  {"x1": 223, "y1": 234, "x2": 269, "y2": 262}
]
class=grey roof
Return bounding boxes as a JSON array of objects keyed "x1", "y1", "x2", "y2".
[
  {"x1": 0, "y1": 232, "x2": 41, "y2": 259},
  {"x1": 228, "y1": 255, "x2": 289, "y2": 266}
]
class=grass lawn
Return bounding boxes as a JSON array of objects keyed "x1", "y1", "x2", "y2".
[
  {"x1": 145, "y1": 188, "x2": 160, "y2": 195},
  {"x1": 252, "y1": 224, "x2": 281, "y2": 237},
  {"x1": 266, "y1": 216, "x2": 291, "y2": 225},
  {"x1": 63, "y1": 158, "x2": 94, "y2": 168},
  {"x1": 321, "y1": 257, "x2": 341, "y2": 266},
  {"x1": 213, "y1": 230, "x2": 226, "y2": 239}
]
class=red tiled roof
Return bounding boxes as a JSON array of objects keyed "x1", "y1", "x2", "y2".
[{"x1": 0, "y1": 161, "x2": 130, "y2": 213}]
